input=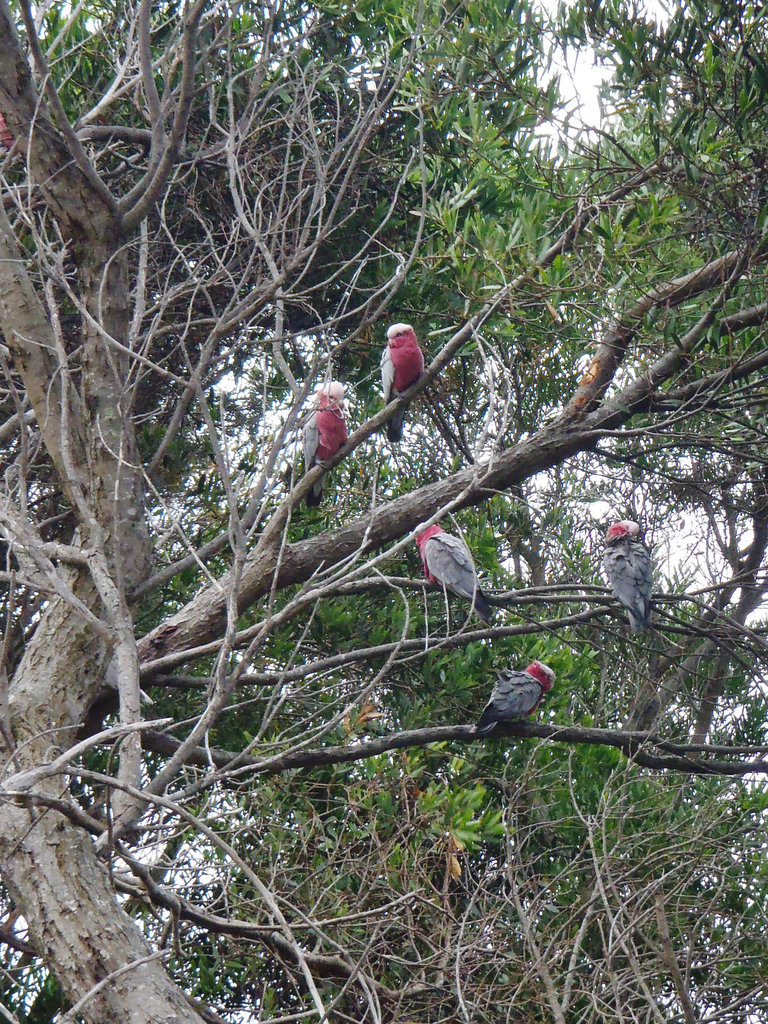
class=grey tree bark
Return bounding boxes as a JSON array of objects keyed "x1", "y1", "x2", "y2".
[{"x1": 0, "y1": 2, "x2": 205, "y2": 1019}]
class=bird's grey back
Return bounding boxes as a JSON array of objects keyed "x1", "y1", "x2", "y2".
[
  {"x1": 602, "y1": 537, "x2": 652, "y2": 630},
  {"x1": 425, "y1": 533, "x2": 477, "y2": 600}
]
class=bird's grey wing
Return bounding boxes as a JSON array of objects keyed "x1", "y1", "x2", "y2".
[
  {"x1": 380, "y1": 346, "x2": 395, "y2": 402},
  {"x1": 600, "y1": 546, "x2": 613, "y2": 584},
  {"x1": 633, "y1": 543, "x2": 653, "y2": 601},
  {"x1": 494, "y1": 672, "x2": 543, "y2": 717},
  {"x1": 425, "y1": 534, "x2": 477, "y2": 601},
  {"x1": 477, "y1": 672, "x2": 542, "y2": 731},
  {"x1": 627, "y1": 542, "x2": 653, "y2": 625},
  {"x1": 303, "y1": 411, "x2": 319, "y2": 471},
  {"x1": 603, "y1": 540, "x2": 652, "y2": 627}
]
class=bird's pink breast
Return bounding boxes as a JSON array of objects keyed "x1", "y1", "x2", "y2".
[
  {"x1": 0, "y1": 112, "x2": 13, "y2": 150},
  {"x1": 315, "y1": 407, "x2": 348, "y2": 459},
  {"x1": 390, "y1": 341, "x2": 424, "y2": 392},
  {"x1": 416, "y1": 528, "x2": 443, "y2": 582},
  {"x1": 422, "y1": 561, "x2": 438, "y2": 584}
]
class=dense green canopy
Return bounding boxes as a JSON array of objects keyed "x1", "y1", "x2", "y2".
[{"x1": 2, "y1": 0, "x2": 768, "y2": 1021}]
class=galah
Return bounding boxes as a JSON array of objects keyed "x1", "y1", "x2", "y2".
[
  {"x1": 0, "y1": 112, "x2": 13, "y2": 151},
  {"x1": 602, "y1": 520, "x2": 653, "y2": 631},
  {"x1": 415, "y1": 523, "x2": 492, "y2": 622},
  {"x1": 381, "y1": 323, "x2": 424, "y2": 442},
  {"x1": 476, "y1": 660, "x2": 555, "y2": 733},
  {"x1": 303, "y1": 381, "x2": 348, "y2": 507}
]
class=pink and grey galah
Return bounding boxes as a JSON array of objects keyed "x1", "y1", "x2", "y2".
[
  {"x1": 381, "y1": 323, "x2": 424, "y2": 442},
  {"x1": 303, "y1": 381, "x2": 348, "y2": 507},
  {"x1": 415, "y1": 523, "x2": 492, "y2": 622},
  {"x1": 476, "y1": 661, "x2": 555, "y2": 733},
  {"x1": 602, "y1": 520, "x2": 653, "y2": 631},
  {"x1": 0, "y1": 111, "x2": 13, "y2": 151}
]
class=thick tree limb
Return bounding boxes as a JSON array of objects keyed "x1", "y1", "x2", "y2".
[
  {"x1": 136, "y1": 336, "x2": 762, "y2": 669},
  {"x1": 0, "y1": 0, "x2": 117, "y2": 240},
  {"x1": 565, "y1": 244, "x2": 767, "y2": 417},
  {"x1": 15, "y1": 0, "x2": 117, "y2": 216},
  {"x1": 0, "y1": 205, "x2": 88, "y2": 498},
  {"x1": 0, "y1": 579, "x2": 207, "y2": 1024}
]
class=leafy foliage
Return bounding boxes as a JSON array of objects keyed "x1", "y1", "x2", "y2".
[{"x1": 3, "y1": 0, "x2": 768, "y2": 1022}]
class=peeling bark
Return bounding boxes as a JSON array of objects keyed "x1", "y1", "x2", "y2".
[
  {"x1": 1, "y1": 803, "x2": 202, "y2": 1024},
  {"x1": 0, "y1": 5, "x2": 199, "y2": 1020},
  {"x1": 0, "y1": 580, "x2": 205, "y2": 1023}
]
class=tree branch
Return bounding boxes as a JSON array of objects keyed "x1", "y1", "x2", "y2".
[
  {"x1": 139, "y1": 720, "x2": 768, "y2": 780},
  {"x1": 0, "y1": 0, "x2": 117, "y2": 239}
]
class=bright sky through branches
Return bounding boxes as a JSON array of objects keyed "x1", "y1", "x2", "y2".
[{"x1": 536, "y1": 0, "x2": 671, "y2": 131}]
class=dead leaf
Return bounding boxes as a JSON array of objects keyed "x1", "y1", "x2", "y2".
[
  {"x1": 356, "y1": 702, "x2": 385, "y2": 727},
  {"x1": 544, "y1": 297, "x2": 563, "y2": 323}
]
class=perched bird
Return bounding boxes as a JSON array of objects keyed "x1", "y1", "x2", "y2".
[
  {"x1": 415, "y1": 523, "x2": 492, "y2": 622},
  {"x1": 602, "y1": 520, "x2": 653, "y2": 631},
  {"x1": 381, "y1": 323, "x2": 424, "y2": 442},
  {"x1": 476, "y1": 660, "x2": 556, "y2": 733},
  {"x1": 0, "y1": 112, "x2": 13, "y2": 151},
  {"x1": 303, "y1": 381, "x2": 348, "y2": 507}
]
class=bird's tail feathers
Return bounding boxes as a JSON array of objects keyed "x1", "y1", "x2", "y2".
[
  {"x1": 628, "y1": 604, "x2": 651, "y2": 631},
  {"x1": 385, "y1": 405, "x2": 407, "y2": 443},
  {"x1": 305, "y1": 475, "x2": 325, "y2": 507},
  {"x1": 474, "y1": 589, "x2": 493, "y2": 623},
  {"x1": 475, "y1": 706, "x2": 498, "y2": 734}
]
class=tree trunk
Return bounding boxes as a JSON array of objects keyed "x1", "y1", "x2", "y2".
[{"x1": 0, "y1": 580, "x2": 205, "y2": 1023}]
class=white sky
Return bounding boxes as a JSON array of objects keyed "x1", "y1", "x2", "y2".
[{"x1": 535, "y1": 0, "x2": 672, "y2": 132}]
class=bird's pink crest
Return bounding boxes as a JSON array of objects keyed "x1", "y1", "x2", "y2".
[
  {"x1": 606, "y1": 520, "x2": 640, "y2": 542},
  {"x1": 525, "y1": 661, "x2": 556, "y2": 691},
  {"x1": 387, "y1": 323, "x2": 416, "y2": 344},
  {"x1": 313, "y1": 380, "x2": 345, "y2": 409}
]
